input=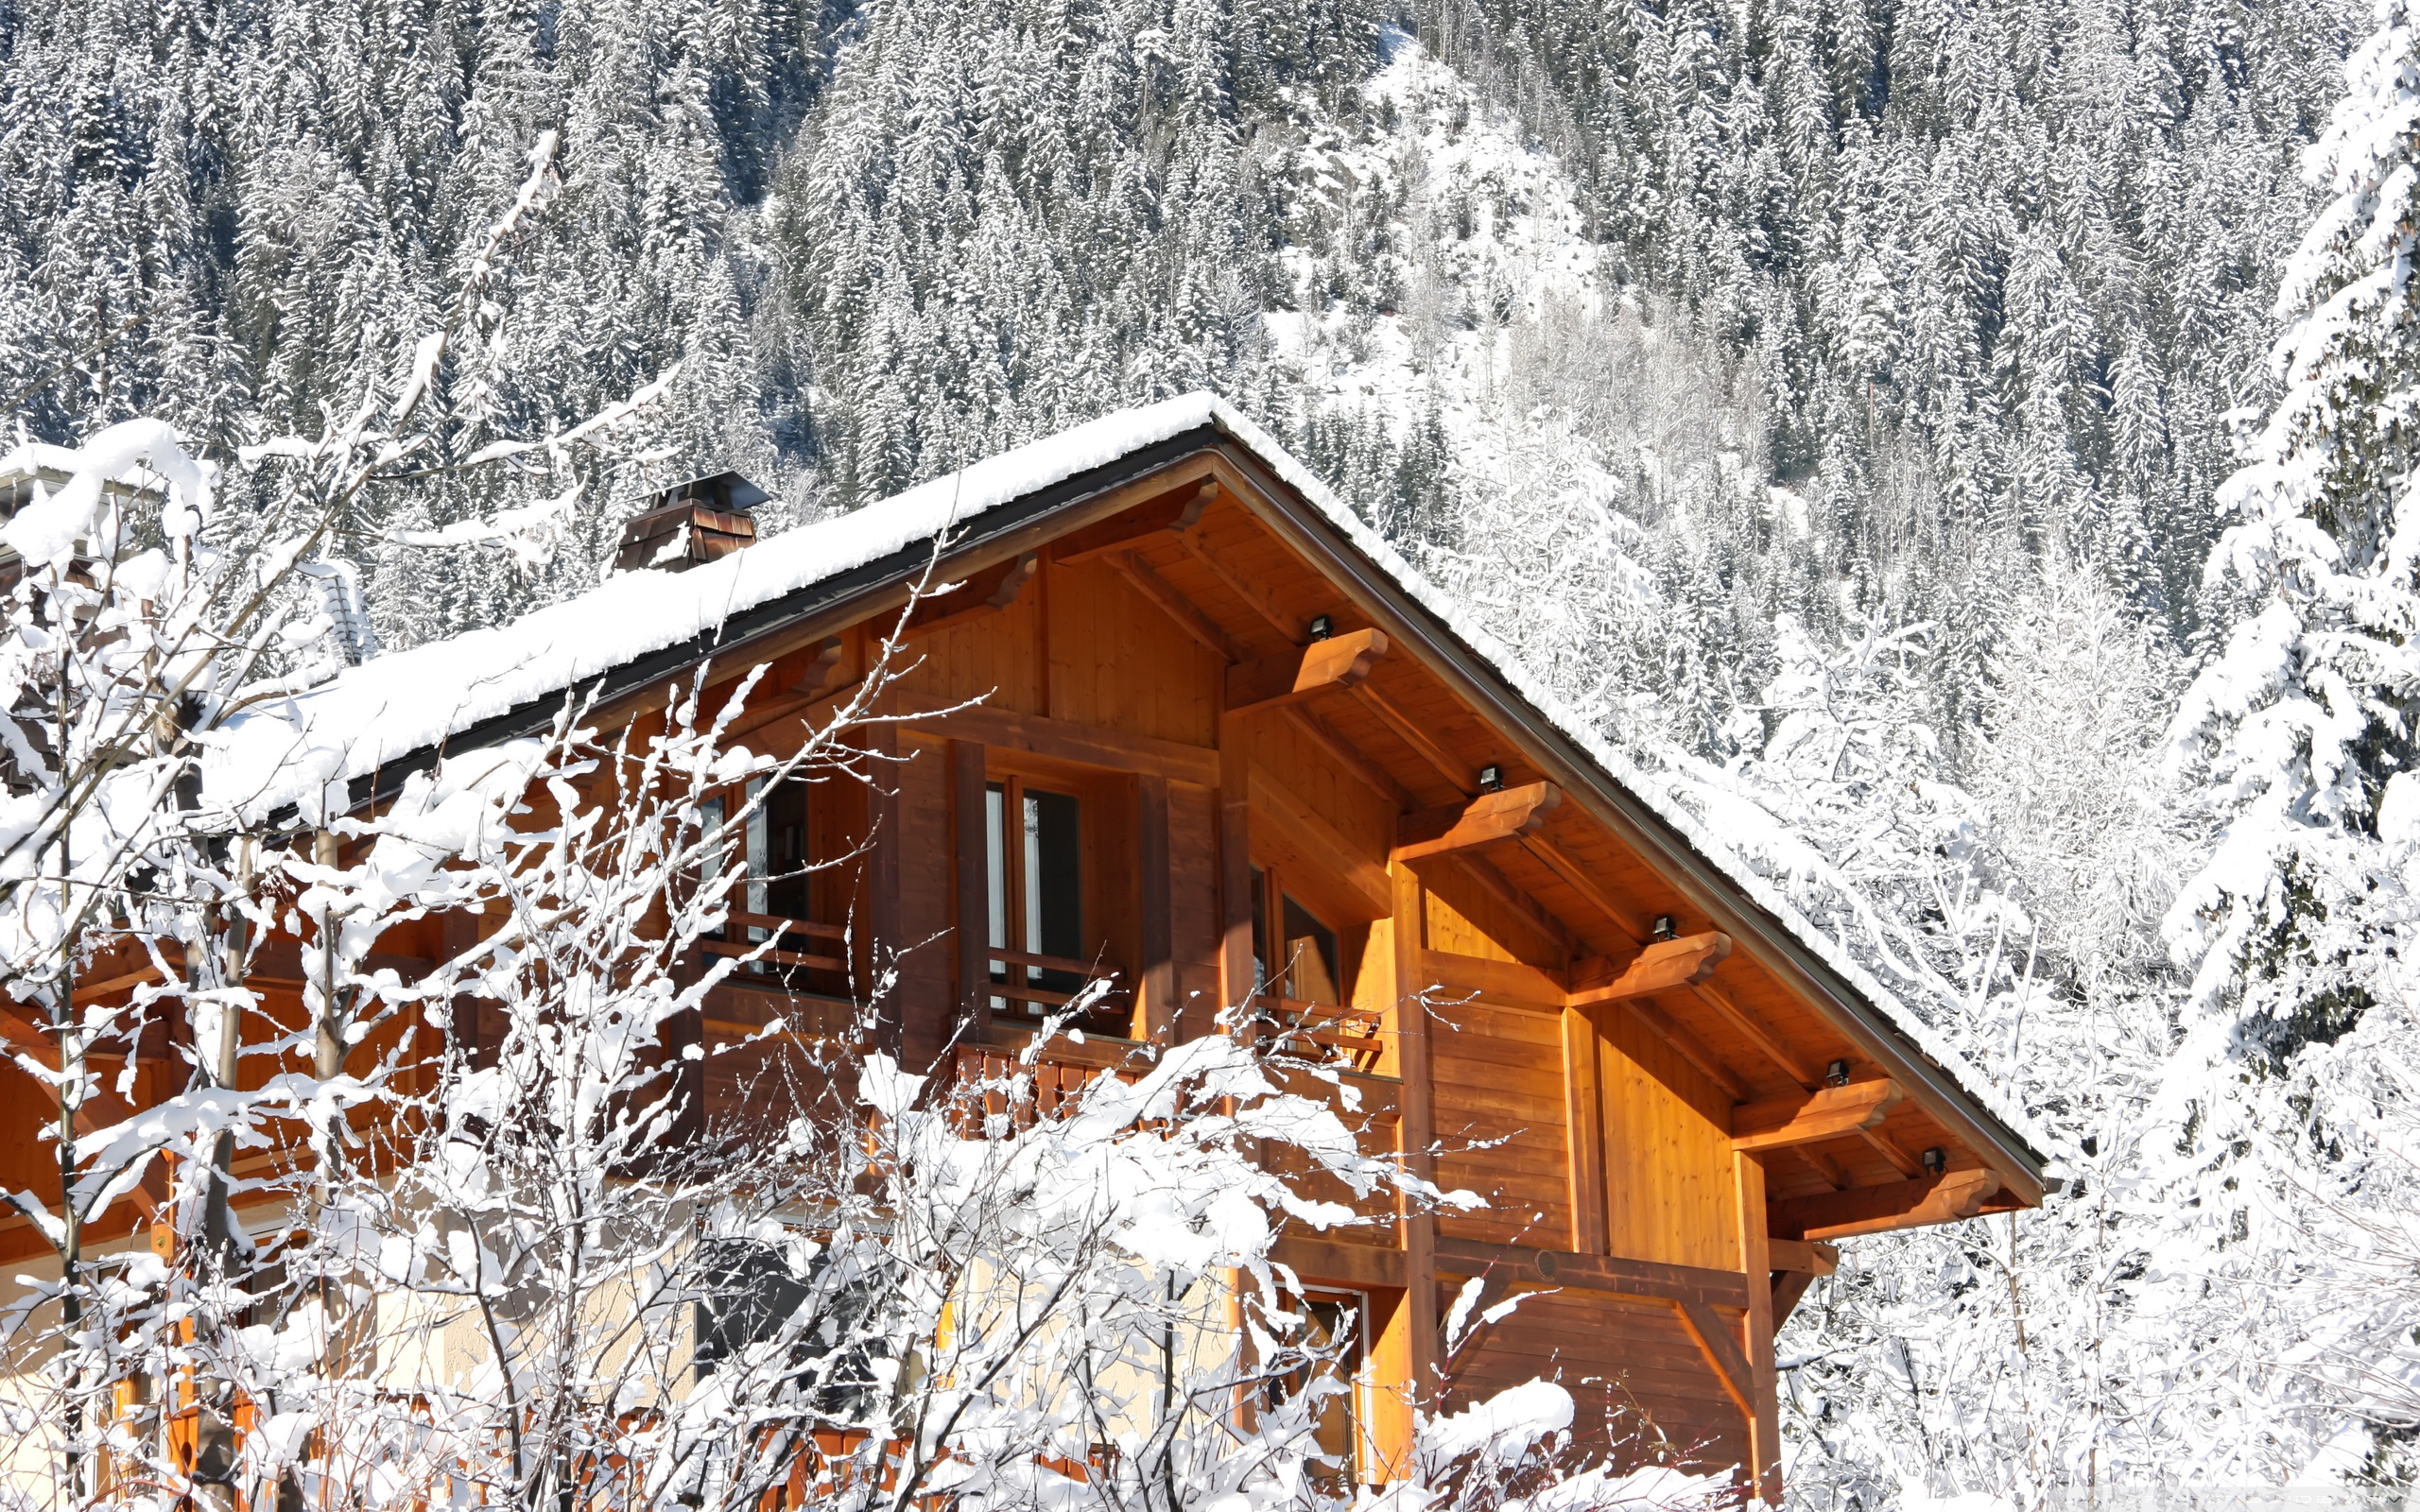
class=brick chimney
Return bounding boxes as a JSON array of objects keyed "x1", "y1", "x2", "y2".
[{"x1": 614, "y1": 471, "x2": 767, "y2": 573}]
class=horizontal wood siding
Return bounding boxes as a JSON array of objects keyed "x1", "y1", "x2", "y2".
[
  {"x1": 1443, "y1": 1288, "x2": 1752, "y2": 1476},
  {"x1": 1430, "y1": 999, "x2": 1571, "y2": 1246}
]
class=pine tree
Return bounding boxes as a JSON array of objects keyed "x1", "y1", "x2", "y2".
[{"x1": 2167, "y1": 0, "x2": 2420, "y2": 1037}]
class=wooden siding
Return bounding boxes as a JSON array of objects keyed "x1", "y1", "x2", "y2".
[{"x1": 15, "y1": 453, "x2": 2042, "y2": 1505}]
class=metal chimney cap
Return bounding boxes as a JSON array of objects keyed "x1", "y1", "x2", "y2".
[{"x1": 648, "y1": 471, "x2": 769, "y2": 515}]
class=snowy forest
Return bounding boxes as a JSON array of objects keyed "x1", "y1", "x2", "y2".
[{"x1": 7, "y1": 0, "x2": 2420, "y2": 1497}]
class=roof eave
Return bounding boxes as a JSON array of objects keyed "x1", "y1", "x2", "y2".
[
  {"x1": 1202, "y1": 429, "x2": 2052, "y2": 1196},
  {"x1": 324, "y1": 417, "x2": 2048, "y2": 1194}
]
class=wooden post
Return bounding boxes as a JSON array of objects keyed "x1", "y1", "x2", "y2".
[
  {"x1": 1137, "y1": 773, "x2": 1176, "y2": 1042},
  {"x1": 1734, "y1": 1149, "x2": 1782, "y2": 1503},
  {"x1": 1563, "y1": 1005, "x2": 1606, "y2": 1255},
  {"x1": 1216, "y1": 713, "x2": 1254, "y2": 1038},
  {"x1": 864, "y1": 719, "x2": 904, "y2": 1055},
  {"x1": 1393, "y1": 861, "x2": 1423, "y2": 1422},
  {"x1": 951, "y1": 741, "x2": 991, "y2": 1045}
]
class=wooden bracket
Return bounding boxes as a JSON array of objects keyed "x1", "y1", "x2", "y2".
[
  {"x1": 1767, "y1": 1237, "x2": 1840, "y2": 1278},
  {"x1": 1731, "y1": 1078, "x2": 1905, "y2": 1153},
  {"x1": 1771, "y1": 1168, "x2": 2001, "y2": 1241},
  {"x1": 1393, "y1": 782, "x2": 1562, "y2": 863},
  {"x1": 1051, "y1": 481, "x2": 1214, "y2": 564},
  {"x1": 788, "y1": 635, "x2": 846, "y2": 697},
  {"x1": 1566, "y1": 933, "x2": 1732, "y2": 1009},
  {"x1": 1772, "y1": 1270, "x2": 1820, "y2": 1331},
  {"x1": 905, "y1": 552, "x2": 1039, "y2": 638},
  {"x1": 1226, "y1": 627, "x2": 1390, "y2": 717},
  {"x1": 1772, "y1": 1234, "x2": 1843, "y2": 1331},
  {"x1": 1673, "y1": 1300, "x2": 1756, "y2": 1421}
]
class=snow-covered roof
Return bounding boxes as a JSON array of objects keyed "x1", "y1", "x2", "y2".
[{"x1": 210, "y1": 393, "x2": 2045, "y2": 1170}]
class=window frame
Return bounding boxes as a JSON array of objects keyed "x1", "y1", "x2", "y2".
[{"x1": 977, "y1": 765, "x2": 1132, "y2": 1034}]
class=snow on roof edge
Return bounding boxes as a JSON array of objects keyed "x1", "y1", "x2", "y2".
[
  {"x1": 1192, "y1": 400, "x2": 2048, "y2": 1165},
  {"x1": 210, "y1": 390, "x2": 2045, "y2": 1163}
]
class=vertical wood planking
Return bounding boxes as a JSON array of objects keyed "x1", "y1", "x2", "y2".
[
  {"x1": 1564, "y1": 1005, "x2": 1607, "y2": 1254},
  {"x1": 1138, "y1": 773, "x2": 1176, "y2": 1040},
  {"x1": 1598, "y1": 1005, "x2": 1739, "y2": 1270},
  {"x1": 1217, "y1": 713, "x2": 1254, "y2": 1038},
  {"x1": 951, "y1": 740, "x2": 991, "y2": 1043},
  {"x1": 1735, "y1": 1150, "x2": 1782, "y2": 1502}
]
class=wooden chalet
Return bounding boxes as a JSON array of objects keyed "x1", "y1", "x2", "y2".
[{"x1": 5, "y1": 397, "x2": 2048, "y2": 1500}]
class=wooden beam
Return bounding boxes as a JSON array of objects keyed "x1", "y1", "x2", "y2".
[
  {"x1": 1607, "y1": 997, "x2": 1752, "y2": 1103},
  {"x1": 863, "y1": 719, "x2": 905, "y2": 1053},
  {"x1": 1050, "y1": 481, "x2": 1213, "y2": 564},
  {"x1": 898, "y1": 697, "x2": 1219, "y2": 787},
  {"x1": 1431, "y1": 1237, "x2": 1753, "y2": 1309},
  {"x1": 1417, "y1": 948, "x2": 1565, "y2": 1013},
  {"x1": 1772, "y1": 1269, "x2": 1819, "y2": 1330},
  {"x1": 1520, "y1": 833, "x2": 1660, "y2": 944},
  {"x1": 1456, "y1": 852, "x2": 1574, "y2": 966},
  {"x1": 1103, "y1": 550, "x2": 1241, "y2": 663},
  {"x1": 1176, "y1": 528, "x2": 1305, "y2": 643},
  {"x1": 1770, "y1": 1169, "x2": 2001, "y2": 1241},
  {"x1": 1392, "y1": 781, "x2": 1561, "y2": 863},
  {"x1": 1691, "y1": 981, "x2": 1824, "y2": 1090},
  {"x1": 788, "y1": 635, "x2": 845, "y2": 697},
  {"x1": 1138, "y1": 773, "x2": 1176, "y2": 1041},
  {"x1": 1767, "y1": 1238, "x2": 1840, "y2": 1277},
  {"x1": 904, "y1": 551, "x2": 1040, "y2": 639},
  {"x1": 1673, "y1": 1299, "x2": 1756, "y2": 1422},
  {"x1": 952, "y1": 741, "x2": 991, "y2": 1040},
  {"x1": 1281, "y1": 704, "x2": 1416, "y2": 810},
  {"x1": 0, "y1": 1002, "x2": 80, "y2": 1109},
  {"x1": 1565, "y1": 933, "x2": 1732, "y2": 1009},
  {"x1": 1732, "y1": 1079, "x2": 1905, "y2": 1153},
  {"x1": 1389, "y1": 860, "x2": 1441, "y2": 1408},
  {"x1": 1271, "y1": 1234, "x2": 1409, "y2": 1291},
  {"x1": 1797, "y1": 1145, "x2": 1851, "y2": 1190},
  {"x1": 1352, "y1": 682, "x2": 1478, "y2": 795},
  {"x1": 1250, "y1": 765, "x2": 1392, "y2": 918},
  {"x1": 1562, "y1": 1006, "x2": 1606, "y2": 1255},
  {"x1": 1733, "y1": 1151, "x2": 1782, "y2": 1503},
  {"x1": 1216, "y1": 713, "x2": 1254, "y2": 1040},
  {"x1": 1226, "y1": 627, "x2": 1390, "y2": 717},
  {"x1": 1859, "y1": 1124, "x2": 1927, "y2": 1178}
]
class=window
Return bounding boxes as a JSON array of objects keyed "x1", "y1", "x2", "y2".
[
  {"x1": 1268, "y1": 1290, "x2": 1367, "y2": 1492},
  {"x1": 696, "y1": 774, "x2": 846, "y2": 990},
  {"x1": 694, "y1": 1238, "x2": 809, "y2": 1376},
  {"x1": 1249, "y1": 867, "x2": 1382, "y2": 1068},
  {"x1": 984, "y1": 779, "x2": 1097, "y2": 1020},
  {"x1": 1251, "y1": 868, "x2": 1340, "y2": 1004},
  {"x1": 693, "y1": 1238, "x2": 894, "y2": 1419}
]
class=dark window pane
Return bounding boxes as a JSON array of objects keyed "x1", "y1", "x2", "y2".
[
  {"x1": 764, "y1": 776, "x2": 812, "y2": 920},
  {"x1": 694, "y1": 1239, "x2": 809, "y2": 1373},
  {"x1": 1024, "y1": 788, "x2": 1083, "y2": 994}
]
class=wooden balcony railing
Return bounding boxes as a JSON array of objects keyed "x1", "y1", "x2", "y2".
[
  {"x1": 702, "y1": 910, "x2": 848, "y2": 973},
  {"x1": 986, "y1": 946, "x2": 1127, "y2": 1022},
  {"x1": 1254, "y1": 996, "x2": 1387, "y2": 1073}
]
